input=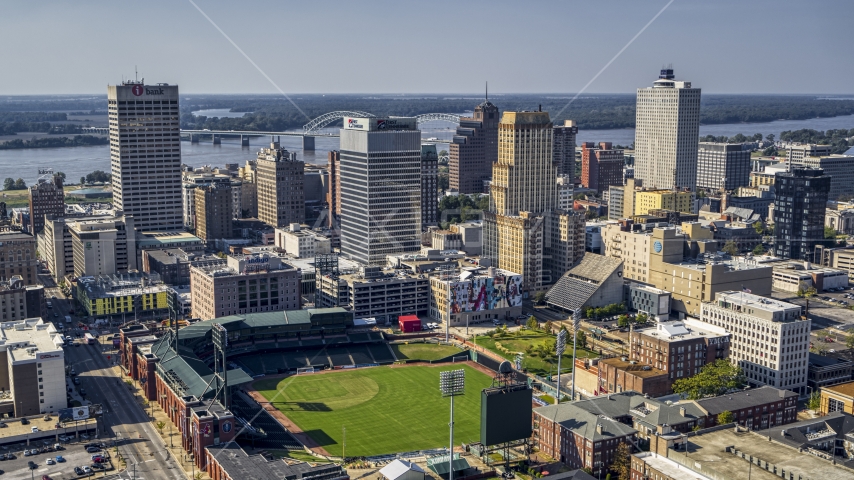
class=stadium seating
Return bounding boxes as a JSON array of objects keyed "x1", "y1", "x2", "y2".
[
  {"x1": 326, "y1": 347, "x2": 352, "y2": 367},
  {"x1": 347, "y1": 332, "x2": 371, "y2": 343},
  {"x1": 367, "y1": 344, "x2": 396, "y2": 364},
  {"x1": 231, "y1": 391, "x2": 303, "y2": 449},
  {"x1": 282, "y1": 351, "x2": 310, "y2": 369},
  {"x1": 237, "y1": 356, "x2": 265, "y2": 376},
  {"x1": 348, "y1": 345, "x2": 374, "y2": 365}
]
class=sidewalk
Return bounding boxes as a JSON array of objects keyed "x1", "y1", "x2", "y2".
[{"x1": 115, "y1": 365, "x2": 207, "y2": 480}]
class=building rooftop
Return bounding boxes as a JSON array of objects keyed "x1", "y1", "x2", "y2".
[
  {"x1": 690, "y1": 385, "x2": 796, "y2": 416},
  {"x1": 687, "y1": 419, "x2": 854, "y2": 480},
  {"x1": 712, "y1": 291, "x2": 800, "y2": 314},
  {"x1": 207, "y1": 442, "x2": 346, "y2": 480},
  {"x1": 136, "y1": 231, "x2": 202, "y2": 247},
  {"x1": 635, "y1": 318, "x2": 729, "y2": 342},
  {"x1": 78, "y1": 273, "x2": 169, "y2": 299},
  {"x1": 0, "y1": 318, "x2": 62, "y2": 363},
  {"x1": 533, "y1": 402, "x2": 637, "y2": 441},
  {"x1": 598, "y1": 357, "x2": 668, "y2": 379},
  {"x1": 633, "y1": 452, "x2": 712, "y2": 480},
  {"x1": 822, "y1": 380, "x2": 854, "y2": 399}
]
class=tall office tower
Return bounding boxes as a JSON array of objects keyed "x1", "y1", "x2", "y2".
[
  {"x1": 28, "y1": 174, "x2": 65, "y2": 234},
  {"x1": 553, "y1": 120, "x2": 578, "y2": 179},
  {"x1": 580, "y1": 142, "x2": 625, "y2": 194},
  {"x1": 484, "y1": 111, "x2": 577, "y2": 292},
  {"x1": 326, "y1": 150, "x2": 341, "y2": 228},
  {"x1": 107, "y1": 81, "x2": 183, "y2": 231},
  {"x1": 256, "y1": 140, "x2": 305, "y2": 228},
  {"x1": 339, "y1": 117, "x2": 422, "y2": 265},
  {"x1": 633, "y1": 68, "x2": 701, "y2": 191},
  {"x1": 195, "y1": 183, "x2": 233, "y2": 244},
  {"x1": 421, "y1": 144, "x2": 439, "y2": 228},
  {"x1": 449, "y1": 98, "x2": 499, "y2": 193},
  {"x1": 696, "y1": 143, "x2": 751, "y2": 191},
  {"x1": 773, "y1": 167, "x2": 830, "y2": 260}
]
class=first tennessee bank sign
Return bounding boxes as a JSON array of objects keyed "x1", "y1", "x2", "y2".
[{"x1": 130, "y1": 84, "x2": 166, "y2": 96}]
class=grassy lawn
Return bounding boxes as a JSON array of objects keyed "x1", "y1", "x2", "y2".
[
  {"x1": 475, "y1": 330, "x2": 596, "y2": 376},
  {"x1": 256, "y1": 364, "x2": 492, "y2": 457},
  {"x1": 390, "y1": 343, "x2": 463, "y2": 361}
]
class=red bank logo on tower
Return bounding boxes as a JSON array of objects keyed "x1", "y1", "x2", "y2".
[
  {"x1": 376, "y1": 119, "x2": 387, "y2": 129},
  {"x1": 131, "y1": 85, "x2": 144, "y2": 96}
]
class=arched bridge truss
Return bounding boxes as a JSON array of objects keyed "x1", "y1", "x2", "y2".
[{"x1": 302, "y1": 112, "x2": 461, "y2": 135}]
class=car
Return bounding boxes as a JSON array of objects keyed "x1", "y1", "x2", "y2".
[
  {"x1": 55, "y1": 455, "x2": 65, "y2": 463},
  {"x1": 45, "y1": 458, "x2": 54, "y2": 465},
  {"x1": 91, "y1": 455, "x2": 105, "y2": 462},
  {"x1": 82, "y1": 466, "x2": 92, "y2": 474},
  {"x1": 30, "y1": 449, "x2": 38, "y2": 455},
  {"x1": 85, "y1": 446, "x2": 99, "y2": 453},
  {"x1": 74, "y1": 467, "x2": 84, "y2": 475},
  {"x1": 79, "y1": 389, "x2": 86, "y2": 396},
  {"x1": 830, "y1": 349, "x2": 837, "y2": 353},
  {"x1": 20, "y1": 417, "x2": 29, "y2": 425},
  {"x1": 90, "y1": 463, "x2": 105, "y2": 470},
  {"x1": 24, "y1": 450, "x2": 31, "y2": 457},
  {"x1": 6, "y1": 454, "x2": 15, "y2": 460},
  {"x1": 43, "y1": 476, "x2": 53, "y2": 480},
  {"x1": 69, "y1": 370, "x2": 76, "y2": 376},
  {"x1": 53, "y1": 313, "x2": 58, "y2": 317},
  {"x1": 27, "y1": 461, "x2": 36, "y2": 469}
]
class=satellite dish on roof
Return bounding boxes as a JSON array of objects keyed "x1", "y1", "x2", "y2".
[{"x1": 498, "y1": 361, "x2": 513, "y2": 374}]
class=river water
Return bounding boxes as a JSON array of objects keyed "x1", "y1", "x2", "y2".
[{"x1": 1, "y1": 114, "x2": 853, "y2": 186}]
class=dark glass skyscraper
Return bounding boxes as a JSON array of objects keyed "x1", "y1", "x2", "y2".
[
  {"x1": 773, "y1": 167, "x2": 830, "y2": 260},
  {"x1": 449, "y1": 99, "x2": 499, "y2": 193}
]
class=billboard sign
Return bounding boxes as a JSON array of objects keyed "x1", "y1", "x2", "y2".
[
  {"x1": 343, "y1": 117, "x2": 417, "y2": 131},
  {"x1": 58, "y1": 406, "x2": 90, "y2": 422},
  {"x1": 447, "y1": 273, "x2": 523, "y2": 314}
]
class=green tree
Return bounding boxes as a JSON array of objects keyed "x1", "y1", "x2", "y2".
[
  {"x1": 617, "y1": 314, "x2": 630, "y2": 328},
  {"x1": 808, "y1": 391, "x2": 821, "y2": 413},
  {"x1": 533, "y1": 291, "x2": 546, "y2": 305},
  {"x1": 610, "y1": 442, "x2": 631, "y2": 480},
  {"x1": 156, "y1": 421, "x2": 166, "y2": 434},
  {"x1": 717, "y1": 410, "x2": 735, "y2": 425},
  {"x1": 13, "y1": 178, "x2": 25, "y2": 189},
  {"x1": 526, "y1": 316, "x2": 538, "y2": 330},
  {"x1": 55, "y1": 171, "x2": 66, "y2": 182},
  {"x1": 797, "y1": 282, "x2": 817, "y2": 318},
  {"x1": 80, "y1": 176, "x2": 86, "y2": 185},
  {"x1": 846, "y1": 333, "x2": 854, "y2": 350},
  {"x1": 2, "y1": 178, "x2": 13, "y2": 191},
  {"x1": 753, "y1": 221, "x2": 765, "y2": 235},
  {"x1": 752, "y1": 244, "x2": 766, "y2": 255},
  {"x1": 765, "y1": 134, "x2": 775, "y2": 143},
  {"x1": 672, "y1": 359, "x2": 746, "y2": 399},
  {"x1": 577, "y1": 330, "x2": 587, "y2": 349},
  {"x1": 635, "y1": 313, "x2": 649, "y2": 324},
  {"x1": 722, "y1": 240, "x2": 739, "y2": 256},
  {"x1": 544, "y1": 320, "x2": 554, "y2": 334}
]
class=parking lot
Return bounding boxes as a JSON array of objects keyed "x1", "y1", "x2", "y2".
[{"x1": 0, "y1": 441, "x2": 113, "y2": 479}]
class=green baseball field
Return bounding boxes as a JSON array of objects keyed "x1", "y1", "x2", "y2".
[{"x1": 253, "y1": 364, "x2": 494, "y2": 457}]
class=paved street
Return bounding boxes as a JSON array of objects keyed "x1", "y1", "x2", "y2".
[{"x1": 44, "y1": 276, "x2": 187, "y2": 480}]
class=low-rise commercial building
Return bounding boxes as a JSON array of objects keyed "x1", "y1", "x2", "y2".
[
  {"x1": 76, "y1": 273, "x2": 170, "y2": 318},
  {"x1": 316, "y1": 265, "x2": 429, "y2": 324},
  {"x1": 0, "y1": 318, "x2": 65, "y2": 417},
  {"x1": 142, "y1": 248, "x2": 225, "y2": 286},
  {"x1": 625, "y1": 282, "x2": 671, "y2": 321},
  {"x1": 630, "y1": 319, "x2": 730, "y2": 381},
  {"x1": 808, "y1": 354, "x2": 854, "y2": 392},
  {"x1": 820, "y1": 381, "x2": 854, "y2": 414},
  {"x1": 771, "y1": 261, "x2": 848, "y2": 292},
  {"x1": 534, "y1": 402, "x2": 638, "y2": 476},
  {"x1": 634, "y1": 189, "x2": 694, "y2": 216},
  {"x1": 274, "y1": 224, "x2": 331, "y2": 258},
  {"x1": 0, "y1": 276, "x2": 44, "y2": 322},
  {"x1": 429, "y1": 267, "x2": 523, "y2": 326},
  {"x1": 700, "y1": 291, "x2": 809, "y2": 394},
  {"x1": 68, "y1": 215, "x2": 137, "y2": 277},
  {"x1": 0, "y1": 230, "x2": 38, "y2": 285},
  {"x1": 190, "y1": 253, "x2": 301, "y2": 320},
  {"x1": 135, "y1": 231, "x2": 204, "y2": 267}
]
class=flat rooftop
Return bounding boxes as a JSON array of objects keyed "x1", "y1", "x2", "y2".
[
  {"x1": 599, "y1": 357, "x2": 666, "y2": 378},
  {"x1": 136, "y1": 231, "x2": 202, "y2": 247},
  {"x1": 686, "y1": 426, "x2": 854, "y2": 480},
  {"x1": 0, "y1": 319, "x2": 62, "y2": 360},
  {"x1": 634, "y1": 452, "x2": 711, "y2": 480},
  {"x1": 822, "y1": 381, "x2": 854, "y2": 399},
  {"x1": 635, "y1": 318, "x2": 728, "y2": 342},
  {"x1": 714, "y1": 291, "x2": 800, "y2": 314}
]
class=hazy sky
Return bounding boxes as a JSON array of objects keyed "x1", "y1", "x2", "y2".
[{"x1": 2, "y1": 0, "x2": 852, "y2": 95}]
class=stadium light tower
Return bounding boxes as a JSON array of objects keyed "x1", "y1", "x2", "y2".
[
  {"x1": 555, "y1": 329, "x2": 567, "y2": 404},
  {"x1": 440, "y1": 369, "x2": 465, "y2": 480},
  {"x1": 571, "y1": 309, "x2": 581, "y2": 401}
]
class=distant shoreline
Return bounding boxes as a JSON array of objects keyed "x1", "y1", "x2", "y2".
[{"x1": 0, "y1": 135, "x2": 108, "y2": 149}]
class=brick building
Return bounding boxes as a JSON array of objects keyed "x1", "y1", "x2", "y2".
[
  {"x1": 629, "y1": 319, "x2": 730, "y2": 382},
  {"x1": 581, "y1": 142, "x2": 624, "y2": 193},
  {"x1": 28, "y1": 174, "x2": 65, "y2": 235}
]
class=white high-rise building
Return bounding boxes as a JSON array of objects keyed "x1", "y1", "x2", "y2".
[
  {"x1": 108, "y1": 81, "x2": 183, "y2": 231},
  {"x1": 700, "y1": 291, "x2": 809, "y2": 395},
  {"x1": 339, "y1": 117, "x2": 422, "y2": 265},
  {"x1": 633, "y1": 68, "x2": 701, "y2": 191}
]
